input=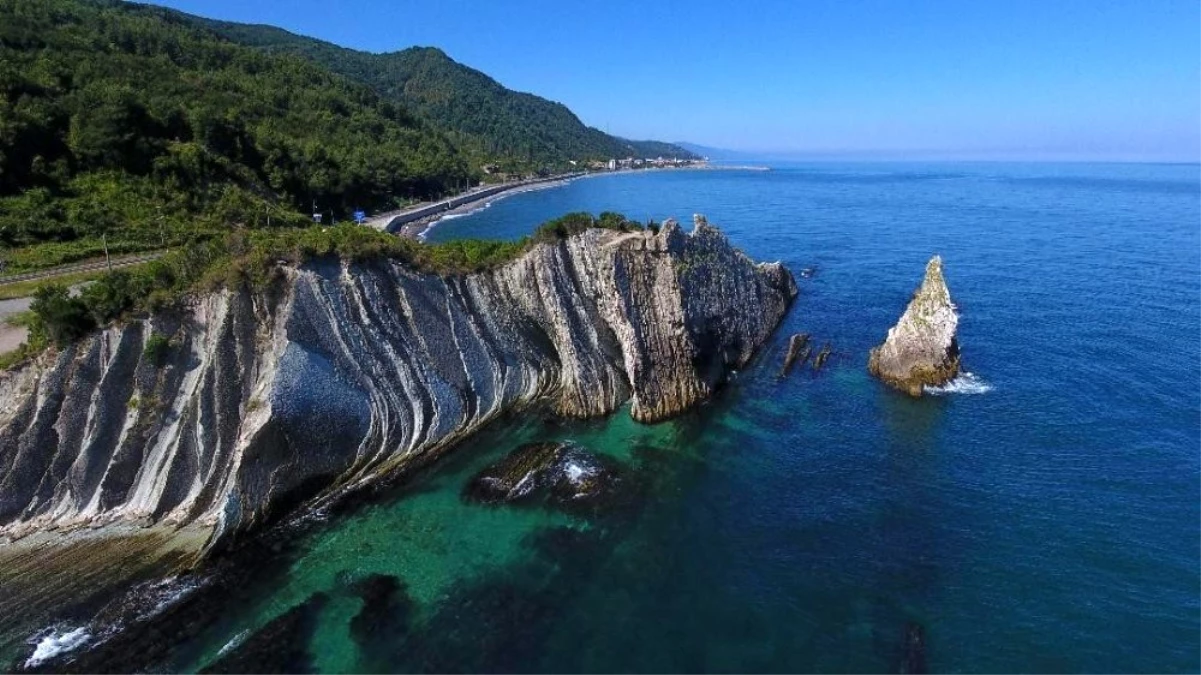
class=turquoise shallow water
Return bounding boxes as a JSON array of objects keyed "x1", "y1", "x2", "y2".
[{"x1": 23, "y1": 163, "x2": 1201, "y2": 672}]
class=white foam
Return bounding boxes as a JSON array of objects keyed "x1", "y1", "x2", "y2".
[
  {"x1": 508, "y1": 471, "x2": 537, "y2": 499},
  {"x1": 137, "y1": 575, "x2": 205, "y2": 621},
  {"x1": 25, "y1": 627, "x2": 91, "y2": 668},
  {"x1": 216, "y1": 629, "x2": 249, "y2": 658},
  {"x1": 925, "y1": 371, "x2": 993, "y2": 395},
  {"x1": 563, "y1": 460, "x2": 595, "y2": 483}
]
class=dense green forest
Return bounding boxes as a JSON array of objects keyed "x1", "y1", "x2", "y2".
[
  {"x1": 0, "y1": 0, "x2": 474, "y2": 269},
  {"x1": 159, "y1": 13, "x2": 698, "y2": 166}
]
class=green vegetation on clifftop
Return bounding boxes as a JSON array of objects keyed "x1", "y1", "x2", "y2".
[{"x1": 4, "y1": 212, "x2": 646, "y2": 370}]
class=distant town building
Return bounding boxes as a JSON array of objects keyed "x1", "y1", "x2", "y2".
[{"x1": 607, "y1": 158, "x2": 617, "y2": 170}]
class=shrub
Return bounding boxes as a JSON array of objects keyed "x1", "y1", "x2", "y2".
[
  {"x1": 143, "y1": 331, "x2": 171, "y2": 367},
  {"x1": 29, "y1": 284, "x2": 94, "y2": 347},
  {"x1": 79, "y1": 270, "x2": 136, "y2": 325}
]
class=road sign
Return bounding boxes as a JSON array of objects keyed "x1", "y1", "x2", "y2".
[{"x1": 354, "y1": 210, "x2": 366, "y2": 224}]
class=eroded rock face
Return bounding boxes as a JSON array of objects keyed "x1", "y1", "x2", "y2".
[
  {"x1": 0, "y1": 219, "x2": 795, "y2": 549},
  {"x1": 867, "y1": 256, "x2": 960, "y2": 396}
]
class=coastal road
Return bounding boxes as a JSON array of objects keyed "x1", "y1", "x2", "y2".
[
  {"x1": 362, "y1": 173, "x2": 585, "y2": 236},
  {"x1": 0, "y1": 253, "x2": 165, "y2": 354},
  {"x1": 0, "y1": 297, "x2": 32, "y2": 353}
]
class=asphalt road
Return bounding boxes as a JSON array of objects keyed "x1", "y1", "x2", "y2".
[{"x1": 0, "y1": 297, "x2": 32, "y2": 354}]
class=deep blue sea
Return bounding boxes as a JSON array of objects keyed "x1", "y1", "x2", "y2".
[{"x1": 68, "y1": 163, "x2": 1201, "y2": 672}]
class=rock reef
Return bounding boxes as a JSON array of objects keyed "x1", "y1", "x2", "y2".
[
  {"x1": 867, "y1": 256, "x2": 960, "y2": 396},
  {"x1": 779, "y1": 333, "x2": 810, "y2": 376},
  {"x1": 462, "y1": 441, "x2": 620, "y2": 509},
  {"x1": 0, "y1": 218, "x2": 795, "y2": 549}
]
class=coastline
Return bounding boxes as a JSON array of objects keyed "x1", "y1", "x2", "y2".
[
  {"x1": 407, "y1": 162, "x2": 770, "y2": 241},
  {"x1": 405, "y1": 178, "x2": 572, "y2": 240}
]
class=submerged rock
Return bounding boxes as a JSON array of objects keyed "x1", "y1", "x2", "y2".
[
  {"x1": 812, "y1": 342, "x2": 833, "y2": 370},
  {"x1": 899, "y1": 622, "x2": 927, "y2": 674},
  {"x1": 868, "y1": 256, "x2": 960, "y2": 396},
  {"x1": 201, "y1": 592, "x2": 328, "y2": 674},
  {"x1": 462, "y1": 442, "x2": 620, "y2": 511},
  {"x1": 779, "y1": 333, "x2": 810, "y2": 376}
]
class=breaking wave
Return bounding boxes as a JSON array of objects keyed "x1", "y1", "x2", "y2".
[
  {"x1": 216, "y1": 629, "x2": 249, "y2": 658},
  {"x1": 24, "y1": 627, "x2": 91, "y2": 668},
  {"x1": 925, "y1": 372, "x2": 993, "y2": 395}
]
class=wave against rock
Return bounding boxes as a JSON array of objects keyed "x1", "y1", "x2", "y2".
[
  {"x1": 0, "y1": 217, "x2": 795, "y2": 548},
  {"x1": 867, "y1": 255, "x2": 960, "y2": 396}
]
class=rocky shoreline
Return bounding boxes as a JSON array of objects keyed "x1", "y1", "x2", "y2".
[{"x1": 0, "y1": 217, "x2": 795, "y2": 551}]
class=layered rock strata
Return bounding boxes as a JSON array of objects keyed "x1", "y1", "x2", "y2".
[
  {"x1": 0, "y1": 218, "x2": 794, "y2": 548},
  {"x1": 867, "y1": 255, "x2": 960, "y2": 395}
]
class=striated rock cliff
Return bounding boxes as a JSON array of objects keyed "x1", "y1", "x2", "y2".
[
  {"x1": 0, "y1": 217, "x2": 794, "y2": 549},
  {"x1": 867, "y1": 255, "x2": 960, "y2": 396}
]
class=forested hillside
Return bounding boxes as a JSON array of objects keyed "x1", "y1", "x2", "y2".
[
  {"x1": 161, "y1": 14, "x2": 699, "y2": 165},
  {"x1": 0, "y1": 0, "x2": 695, "y2": 273},
  {"x1": 0, "y1": 0, "x2": 472, "y2": 268}
]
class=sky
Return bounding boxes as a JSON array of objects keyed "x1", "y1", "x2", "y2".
[{"x1": 144, "y1": 0, "x2": 1200, "y2": 162}]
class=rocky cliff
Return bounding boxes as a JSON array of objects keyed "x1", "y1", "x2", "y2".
[
  {"x1": 867, "y1": 256, "x2": 960, "y2": 396},
  {"x1": 0, "y1": 217, "x2": 794, "y2": 549}
]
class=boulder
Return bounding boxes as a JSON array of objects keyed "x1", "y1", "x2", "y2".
[{"x1": 868, "y1": 256, "x2": 960, "y2": 396}]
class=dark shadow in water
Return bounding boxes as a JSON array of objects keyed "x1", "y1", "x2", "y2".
[
  {"x1": 871, "y1": 386, "x2": 953, "y2": 672},
  {"x1": 879, "y1": 388, "x2": 949, "y2": 455},
  {"x1": 379, "y1": 523, "x2": 623, "y2": 674},
  {"x1": 897, "y1": 621, "x2": 928, "y2": 674},
  {"x1": 344, "y1": 573, "x2": 416, "y2": 673}
]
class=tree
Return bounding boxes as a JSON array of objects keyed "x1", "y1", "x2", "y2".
[{"x1": 29, "y1": 283, "x2": 93, "y2": 346}]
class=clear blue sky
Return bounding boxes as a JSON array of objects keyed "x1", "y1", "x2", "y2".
[{"x1": 144, "y1": 0, "x2": 1200, "y2": 161}]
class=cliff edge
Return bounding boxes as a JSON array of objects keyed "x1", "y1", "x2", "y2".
[
  {"x1": 867, "y1": 256, "x2": 960, "y2": 396},
  {"x1": 0, "y1": 217, "x2": 795, "y2": 548}
]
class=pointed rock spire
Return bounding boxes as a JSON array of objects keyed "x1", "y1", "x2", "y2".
[{"x1": 868, "y1": 256, "x2": 960, "y2": 396}]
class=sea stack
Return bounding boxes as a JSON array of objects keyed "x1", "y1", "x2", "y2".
[{"x1": 868, "y1": 256, "x2": 960, "y2": 396}]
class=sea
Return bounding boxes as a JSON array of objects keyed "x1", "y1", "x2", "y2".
[{"x1": 11, "y1": 162, "x2": 1201, "y2": 672}]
